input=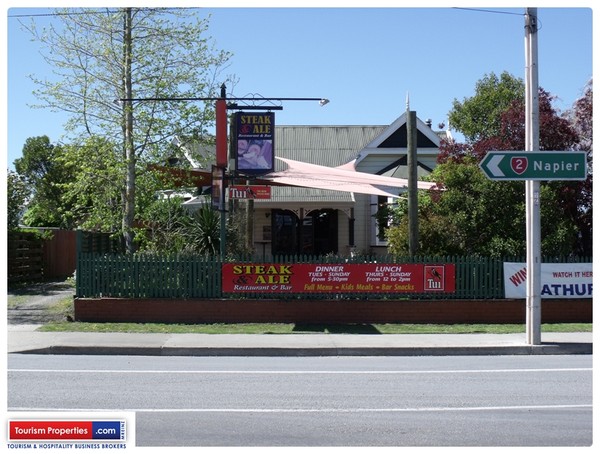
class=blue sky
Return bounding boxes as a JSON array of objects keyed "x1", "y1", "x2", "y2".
[{"x1": 3, "y1": 5, "x2": 594, "y2": 170}]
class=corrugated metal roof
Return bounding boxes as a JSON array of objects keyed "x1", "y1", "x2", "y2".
[
  {"x1": 274, "y1": 125, "x2": 385, "y2": 169},
  {"x1": 259, "y1": 126, "x2": 385, "y2": 204},
  {"x1": 187, "y1": 125, "x2": 385, "y2": 169}
]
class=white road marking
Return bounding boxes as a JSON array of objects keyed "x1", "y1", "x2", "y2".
[
  {"x1": 7, "y1": 368, "x2": 592, "y2": 374},
  {"x1": 8, "y1": 404, "x2": 593, "y2": 413}
]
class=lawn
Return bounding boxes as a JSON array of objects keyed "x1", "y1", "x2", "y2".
[{"x1": 38, "y1": 321, "x2": 592, "y2": 334}]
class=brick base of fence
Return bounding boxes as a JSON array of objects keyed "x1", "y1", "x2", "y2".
[{"x1": 74, "y1": 298, "x2": 592, "y2": 324}]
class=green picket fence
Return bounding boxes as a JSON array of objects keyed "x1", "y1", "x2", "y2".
[
  {"x1": 76, "y1": 253, "x2": 221, "y2": 299},
  {"x1": 75, "y1": 252, "x2": 590, "y2": 300}
]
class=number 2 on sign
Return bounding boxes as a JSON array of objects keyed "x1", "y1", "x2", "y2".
[{"x1": 511, "y1": 156, "x2": 528, "y2": 175}]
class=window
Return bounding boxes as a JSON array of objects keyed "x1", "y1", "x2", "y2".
[
  {"x1": 272, "y1": 210, "x2": 299, "y2": 255},
  {"x1": 371, "y1": 195, "x2": 394, "y2": 246}
]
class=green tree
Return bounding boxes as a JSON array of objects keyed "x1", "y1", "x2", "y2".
[
  {"x1": 22, "y1": 7, "x2": 233, "y2": 251},
  {"x1": 7, "y1": 170, "x2": 29, "y2": 230},
  {"x1": 138, "y1": 196, "x2": 193, "y2": 253},
  {"x1": 387, "y1": 158, "x2": 579, "y2": 258},
  {"x1": 387, "y1": 159, "x2": 527, "y2": 257},
  {"x1": 560, "y1": 79, "x2": 593, "y2": 256},
  {"x1": 448, "y1": 71, "x2": 525, "y2": 143},
  {"x1": 389, "y1": 77, "x2": 587, "y2": 258},
  {"x1": 13, "y1": 136, "x2": 72, "y2": 227},
  {"x1": 58, "y1": 136, "x2": 129, "y2": 232}
]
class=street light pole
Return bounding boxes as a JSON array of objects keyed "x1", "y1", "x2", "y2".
[
  {"x1": 119, "y1": 89, "x2": 329, "y2": 258},
  {"x1": 216, "y1": 84, "x2": 228, "y2": 257}
]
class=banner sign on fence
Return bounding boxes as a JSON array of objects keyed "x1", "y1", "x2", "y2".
[
  {"x1": 222, "y1": 263, "x2": 456, "y2": 294},
  {"x1": 503, "y1": 262, "x2": 593, "y2": 299}
]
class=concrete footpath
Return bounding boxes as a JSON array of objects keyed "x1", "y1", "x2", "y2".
[{"x1": 7, "y1": 325, "x2": 593, "y2": 357}]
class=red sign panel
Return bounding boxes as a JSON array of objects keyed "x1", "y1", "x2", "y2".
[
  {"x1": 222, "y1": 263, "x2": 455, "y2": 294},
  {"x1": 229, "y1": 185, "x2": 272, "y2": 199},
  {"x1": 510, "y1": 156, "x2": 528, "y2": 175}
]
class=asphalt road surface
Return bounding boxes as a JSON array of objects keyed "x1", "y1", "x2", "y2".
[{"x1": 7, "y1": 354, "x2": 592, "y2": 447}]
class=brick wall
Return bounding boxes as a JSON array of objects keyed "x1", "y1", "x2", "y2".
[{"x1": 74, "y1": 298, "x2": 592, "y2": 324}]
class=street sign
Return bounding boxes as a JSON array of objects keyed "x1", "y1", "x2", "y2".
[{"x1": 480, "y1": 151, "x2": 587, "y2": 181}]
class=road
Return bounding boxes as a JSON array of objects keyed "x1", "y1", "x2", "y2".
[{"x1": 7, "y1": 354, "x2": 592, "y2": 447}]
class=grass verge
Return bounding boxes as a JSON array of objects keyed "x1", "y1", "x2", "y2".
[{"x1": 38, "y1": 321, "x2": 592, "y2": 335}]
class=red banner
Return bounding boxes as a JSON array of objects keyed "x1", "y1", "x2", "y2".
[{"x1": 222, "y1": 263, "x2": 455, "y2": 294}]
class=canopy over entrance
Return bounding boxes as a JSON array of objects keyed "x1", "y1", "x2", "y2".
[
  {"x1": 261, "y1": 157, "x2": 438, "y2": 197},
  {"x1": 151, "y1": 156, "x2": 439, "y2": 198}
]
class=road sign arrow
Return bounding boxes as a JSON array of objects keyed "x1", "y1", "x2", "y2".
[{"x1": 487, "y1": 154, "x2": 504, "y2": 177}]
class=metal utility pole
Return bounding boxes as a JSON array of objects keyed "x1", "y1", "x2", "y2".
[
  {"x1": 406, "y1": 96, "x2": 419, "y2": 256},
  {"x1": 525, "y1": 8, "x2": 541, "y2": 345}
]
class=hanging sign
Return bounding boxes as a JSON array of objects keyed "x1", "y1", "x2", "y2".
[{"x1": 234, "y1": 112, "x2": 274, "y2": 175}]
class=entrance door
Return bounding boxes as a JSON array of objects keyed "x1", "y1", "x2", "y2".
[
  {"x1": 272, "y1": 209, "x2": 338, "y2": 256},
  {"x1": 307, "y1": 209, "x2": 338, "y2": 255},
  {"x1": 272, "y1": 210, "x2": 299, "y2": 255}
]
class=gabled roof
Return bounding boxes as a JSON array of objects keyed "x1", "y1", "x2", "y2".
[
  {"x1": 355, "y1": 112, "x2": 448, "y2": 165},
  {"x1": 364, "y1": 111, "x2": 443, "y2": 149}
]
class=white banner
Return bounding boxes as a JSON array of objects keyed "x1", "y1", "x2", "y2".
[{"x1": 503, "y1": 262, "x2": 593, "y2": 299}]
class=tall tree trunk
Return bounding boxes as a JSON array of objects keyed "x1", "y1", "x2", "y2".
[{"x1": 122, "y1": 7, "x2": 136, "y2": 253}]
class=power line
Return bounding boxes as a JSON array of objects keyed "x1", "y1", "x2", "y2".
[
  {"x1": 10, "y1": 7, "x2": 526, "y2": 20},
  {"x1": 452, "y1": 7, "x2": 524, "y2": 17},
  {"x1": 8, "y1": 11, "x2": 117, "y2": 18},
  {"x1": 453, "y1": 8, "x2": 543, "y2": 31},
  {"x1": 8, "y1": 7, "x2": 199, "y2": 19}
]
